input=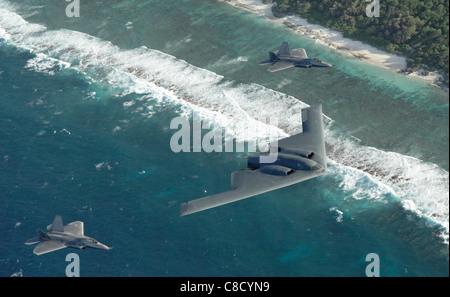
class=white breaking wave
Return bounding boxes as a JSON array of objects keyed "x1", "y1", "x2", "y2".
[
  {"x1": 208, "y1": 55, "x2": 249, "y2": 68},
  {"x1": 1, "y1": 3, "x2": 448, "y2": 242},
  {"x1": 24, "y1": 52, "x2": 70, "y2": 75},
  {"x1": 328, "y1": 159, "x2": 397, "y2": 202},
  {"x1": 329, "y1": 207, "x2": 344, "y2": 223},
  {"x1": 325, "y1": 121, "x2": 449, "y2": 243},
  {"x1": 0, "y1": 5, "x2": 296, "y2": 142}
]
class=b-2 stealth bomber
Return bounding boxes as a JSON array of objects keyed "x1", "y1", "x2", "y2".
[
  {"x1": 25, "y1": 215, "x2": 111, "y2": 255},
  {"x1": 180, "y1": 105, "x2": 327, "y2": 216},
  {"x1": 260, "y1": 42, "x2": 332, "y2": 72}
]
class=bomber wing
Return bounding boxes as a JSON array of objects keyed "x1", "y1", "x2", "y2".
[{"x1": 180, "y1": 105, "x2": 327, "y2": 216}]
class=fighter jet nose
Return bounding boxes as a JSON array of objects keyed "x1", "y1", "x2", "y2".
[{"x1": 100, "y1": 243, "x2": 112, "y2": 250}]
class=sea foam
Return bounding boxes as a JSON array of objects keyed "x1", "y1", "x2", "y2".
[{"x1": 1, "y1": 4, "x2": 448, "y2": 242}]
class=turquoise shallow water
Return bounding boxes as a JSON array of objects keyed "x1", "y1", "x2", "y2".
[{"x1": 0, "y1": 0, "x2": 448, "y2": 276}]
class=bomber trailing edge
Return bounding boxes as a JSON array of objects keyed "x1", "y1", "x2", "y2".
[{"x1": 180, "y1": 105, "x2": 327, "y2": 216}]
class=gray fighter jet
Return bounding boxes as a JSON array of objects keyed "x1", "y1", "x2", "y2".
[
  {"x1": 180, "y1": 105, "x2": 327, "y2": 216},
  {"x1": 260, "y1": 42, "x2": 332, "y2": 72},
  {"x1": 25, "y1": 215, "x2": 111, "y2": 255}
]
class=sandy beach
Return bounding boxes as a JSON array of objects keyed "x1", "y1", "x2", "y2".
[{"x1": 225, "y1": 0, "x2": 444, "y2": 85}]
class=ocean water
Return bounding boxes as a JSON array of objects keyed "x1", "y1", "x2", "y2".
[{"x1": 0, "y1": 0, "x2": 448, "y2": 277}]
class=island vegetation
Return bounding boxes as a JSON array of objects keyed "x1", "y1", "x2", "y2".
[{"x1": 264, "y1": 0, "x2": 449, "y2": 83}]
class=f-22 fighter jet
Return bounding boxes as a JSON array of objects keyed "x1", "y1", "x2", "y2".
[
  {"x1": 260, "y1": 42, "x2": 332, "y2": 72},
  {"x1": 25, "y1": 215, "x2": 111, "y2": 255}
]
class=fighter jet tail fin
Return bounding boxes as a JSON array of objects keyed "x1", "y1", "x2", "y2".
[
  {"x1": 260, "y1": 42, "x2": 290, "y2": 64},
  {"x1": 37, "y1": 229, "x2": 51, "y2": 240},
  {"x1": 25, "y1": 236, "x2": 41, "y2": 245},
  {"x1": 278, "y1": 41, "x2": 290, "y2": 56},
  {"x1": 25, "y1": 229, "x2": 50, "y2": 245},
  {"x1": 269, "y1": 51, "x2": 280, "y2": 61},
  {"x1": 47, "y1": 215, "x2": 64, "y2": 232}
]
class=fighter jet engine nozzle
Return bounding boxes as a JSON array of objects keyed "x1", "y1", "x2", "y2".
[
  {"x1": 275, "y1": 153, "x2": 318, "y2": 170},
  {"x1": 260, "y1": 165, "x2": 294, "y2": 176},
  {"x1": 279, "y1": 148, "x2": 315, "y2": 159}
]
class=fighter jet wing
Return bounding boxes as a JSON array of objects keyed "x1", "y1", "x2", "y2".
[
  {"x1": 311, "y1": 59, "x2": 332, "y2": 67},
  {"x1": 64, "y1": 221, "x2": 84, "y2": 236},
  {"x1": 268, "y1": 61, "x2": 295, "y2": 72},
  {"x1": 290, "y1": 48, "x2": 308, "y2": 59},
  {"x1": 180, "y1": 105, "x2": 327, "y2": 216},
  {"x1": 33, "y1": 240, "x2": 67, "y2": 255}
]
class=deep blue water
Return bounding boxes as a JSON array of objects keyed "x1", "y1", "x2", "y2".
[{"x1": 0, "y1": 0, "x2": 448, "y2": 276}]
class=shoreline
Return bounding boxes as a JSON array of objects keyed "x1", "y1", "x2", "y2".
[
  {"x1": 225, "y1": 0, "x2": 446, "y2": 89},
  {"x1": 223, "y1": 0, "x2": 449, "y2": 241}
]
